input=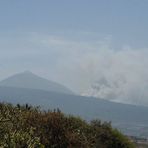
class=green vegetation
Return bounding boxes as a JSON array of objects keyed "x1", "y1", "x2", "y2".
[{"x1": 0, "y1": 102, "x2": 135, "y2": 148}]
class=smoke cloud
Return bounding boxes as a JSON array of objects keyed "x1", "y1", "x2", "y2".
[
  {"x1": 34, "y1": 34, "x2": 148, "y2": 106},
  {"x1": 82, "y1": 49, "x2": 148, "y2": 106},
  {"x1": 56, "y1": 47, "x2": 148, "y2": 106}
]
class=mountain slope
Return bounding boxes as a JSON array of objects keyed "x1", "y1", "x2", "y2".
[
  {"x1": 0, "y1": 71, "x2": 73, "y2": 95},
  {"x1": 0, "y1": 72, "x2": 148, "y2": 137},
  {"x1": 0, "y1": 86, "x2": 148, "y2": 137}
]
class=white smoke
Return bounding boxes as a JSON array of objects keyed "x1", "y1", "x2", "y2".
[
  {"x1": 38, "y1": 35, "x2": 148, "y2": 106},
  {"x1": 78, "y1": 48, "x2": 148, "y2": 106},
  {"x1": 22, "y1": 34, "x2": 148, "y2": 106}
]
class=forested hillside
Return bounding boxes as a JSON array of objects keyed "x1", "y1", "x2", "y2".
[{"x1": 0, "y1": 102, "x2": 134, "y2": 148}]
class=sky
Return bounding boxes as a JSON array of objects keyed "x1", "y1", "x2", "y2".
[{"x1": 0, "y1": 0, "x2": 148, "y2": 105}]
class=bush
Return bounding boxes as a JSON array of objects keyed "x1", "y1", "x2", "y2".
[{"x1": 0, "y1": 103, "x2": 135, "y2": 148}]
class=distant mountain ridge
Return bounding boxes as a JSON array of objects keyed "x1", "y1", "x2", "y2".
[{"x1": 0, "y1": 71, "x2": 73, "y2": 95}]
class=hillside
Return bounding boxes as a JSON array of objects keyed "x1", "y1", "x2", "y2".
[
  {"x1": 0, "y1": 86, "x2": 148, "y2": 137},
  {"x1": 0, "y1": 102, "x2": 134, "y2": 148}
]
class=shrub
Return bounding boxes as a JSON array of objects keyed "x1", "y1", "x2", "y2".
[{"x1": 0, "y1": 103, "x2": 135, "y2": 148}]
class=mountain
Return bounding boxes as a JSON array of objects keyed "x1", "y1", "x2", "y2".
[
  {"x1": 0, "y1": 72, "x2": 148, "y2": 137},
  {"x1": 0, "y1": 71, "x2": 73, "y2": 95},
  {"x1": 0, "y1": 86, "x2": 148, "y2": 137}
]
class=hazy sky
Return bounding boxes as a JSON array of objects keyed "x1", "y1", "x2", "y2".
[{"x1": 0, "y1": 1, "x2": 148, "y2": 105}]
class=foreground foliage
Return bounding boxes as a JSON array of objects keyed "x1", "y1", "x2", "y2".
[{"x1": 0, "y1": 103, "x2": 134, "y2": 148}]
